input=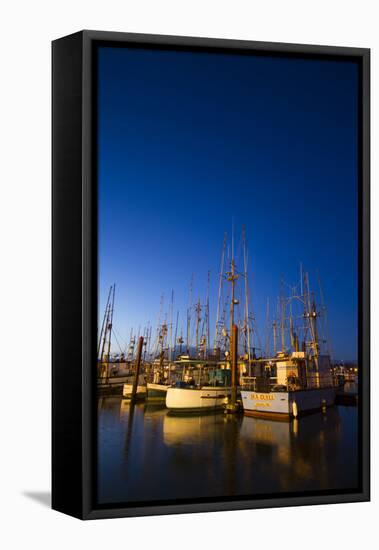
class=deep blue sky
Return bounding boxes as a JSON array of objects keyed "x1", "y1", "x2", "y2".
[{"x1": 98, "y1": 46, "x2": 358, "y2": 361}]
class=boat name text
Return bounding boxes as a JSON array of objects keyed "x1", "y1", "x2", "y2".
[{"x1": 251, "y1": 393, "x2": 275, "y2": 401}]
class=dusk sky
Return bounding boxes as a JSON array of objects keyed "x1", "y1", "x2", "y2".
[{"x1": 97, "y1": 45, "x2": 358, "y2": 361}]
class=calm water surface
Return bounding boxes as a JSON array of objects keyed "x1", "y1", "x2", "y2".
[{"x1": 97, "y1": 398, "x2": 358, "y2": 505}]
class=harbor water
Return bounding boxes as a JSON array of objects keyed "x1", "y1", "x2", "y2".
[{"x1": 97, "y1": 398, "x2": 359, "y2": 505}]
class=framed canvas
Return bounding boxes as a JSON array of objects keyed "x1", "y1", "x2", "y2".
[{"x1": 52, "y1": 30, "x2": 370, "y2": 520}]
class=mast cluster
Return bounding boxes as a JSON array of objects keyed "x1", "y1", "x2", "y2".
[{"x1": 97, "y1": 229, "x2": 330, "y2": 371}]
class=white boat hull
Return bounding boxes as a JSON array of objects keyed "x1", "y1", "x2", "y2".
[
  {"x1": 241, "y1": 387, "x2": 335, "y2": 419},
  {"x1": 146, "y1": 383, "x2": 170, "y2": 401},
  {"x1": 98, "y1": 375, "x2": 132, "y2": 387},
  {"x1": 166, "y1": 386, "x2": 231, "y2": 412}
]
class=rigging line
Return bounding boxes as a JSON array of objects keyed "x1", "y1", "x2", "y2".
[
  {"x1": 113, "y1": 326, "x2": 129, "y2": 353},
  {"x1": 112, "y1": 329, "x2": 124, "y2": 355}
]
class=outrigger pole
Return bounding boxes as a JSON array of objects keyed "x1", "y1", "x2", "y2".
[
  {"x1": 105, "y1": 284, "x2": 116, "y2": 374},
  {"x1": 100, "y1": 283, "x2": 115, "y2": 365},
  {"x1": 97, "y1": 284, "x2": 113, "y2": 359}
]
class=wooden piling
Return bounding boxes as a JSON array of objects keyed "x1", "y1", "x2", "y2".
[
  {"x1": 231, "y1": 323, "x2": 238, "y2": 407},
  {"x1": 131, "y1": 336, "x2": 144, "y2": 403},
  {"x1": 225, "y1": 324, "x2": 240, "y2": 414}
]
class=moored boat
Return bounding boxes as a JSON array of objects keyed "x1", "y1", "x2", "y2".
[
  {"x1": 241, "y1": 386, "x2": 335, "y2": 420},
  {"x1": 166, "y1": 383, "x2": 231, "y2": 412},
  {"x1": 241, "y1": 267, "x2": 336, "y2": 420}
]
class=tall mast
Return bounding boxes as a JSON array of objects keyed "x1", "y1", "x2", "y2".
[
  {"x1": 265, "y1": 297, "x2": 270, "y2": 357},
  {"x1": 161, "y1": 315, "x2": 168, "y2": 355},
  {"x1": 273, "y1": 296, "x2": 280, "y2": 355},
  {"x1": 242, "y1": 226, "x2": 251, "y2": 363},
  {"x1": 312, "y1": 298, "x2": 319, "y2": 357},
  {"x1": 143, "y1": 323, "x2": 149, "y2": 361},
  {"x1": 206, "y1": 270, "x2": 210, "y2": 356},
  {"x1": 280, "y1": 277, "x2": 285, "y2": 352},
  {"x1": 214, "y1": 233, "x2": 226, "y2": 351},
  {"x1": 178, "y1": 329, "x2": 184, "y2": 355},
  {"x1": 231, "y1": 217, "x2": 235, "y2": 266},
  {"x1": 106, "y1": 284, "x2": 116, "y2": 367},
  {"x1": 147, "y1": 325, "x2": 152, "y2": 360},
  {"x1": 195, "y1": 298, "x2": 201, "y2": 356},
  {"x1": 317, "y1": 270, "x2": 331, "y2": 358},
  {"x1": 186, "y1": 274, "x2": 193, "y2": 355},
  {"x1": 273, "y1": 319, "x2": 277, "y2": 355},
  {"x1": 225, "y1": 216, "x2": 240, "y2": 413},
  {"x1": 100, "y1": 286, "x2": 111, "y2": 363},
  {"x1": 304, "y1": 272, "x2": 318, "y2": 356},
  {"x1": 154, "y1": 293, "x2": 164, "y2": 358},
  {"x1": 173, "y1": 310, "x2": 179, "y2": 360},
  {"x1": 289, "y1": 293, "x2": 294, "y2": 349},
  {"x1": 169, "y1": 289, "x2": 174, "y2": 362},
  {"x1": 227, "y1": 248, "x2": 239, "y2": 352}
]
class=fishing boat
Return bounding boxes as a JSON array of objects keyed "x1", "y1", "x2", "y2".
[
  {"x1": 165, "y1": 361, "x2": 231, "y2": 412},
  {"x1": 241, "y1": 354, "x2": 335, "y2": 419},
  {"x1": 166, "y1": 229, "x2": 255, "y2": 414},
  {"x1": 98, "y1": 371, "x2": 133, "y2": 395},
  {"x1": 97, "y1": 285, "x2": 152, "y2": 395},
  {"x1": 146, "y1": 323, "x2": 176, "y2": 401},
  {"x1": 146, "y1": 353, "x2": 171, "y2": 401},
  {"x1": 166, "y1": 382, "x2": 231, "y2": 412},
  {"x1": 96, "y1": 284, "x2": 132, "y2": 394},
  {"x1": 241, "y1": 269, "x2": 336, "y2": 419}
]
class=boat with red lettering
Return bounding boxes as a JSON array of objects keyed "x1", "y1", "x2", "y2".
[{"x1": 241, "y1": 269, "x2": 336, "y2": 419}]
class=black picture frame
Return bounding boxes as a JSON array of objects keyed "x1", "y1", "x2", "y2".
[{"x1": 52, "y1": 30, "x2": 370, "y2": 520}]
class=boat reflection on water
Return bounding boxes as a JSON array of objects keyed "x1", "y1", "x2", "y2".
[
  {"x1": 97, "y1": 398, "x2": 358, "y2": 505},
  {"x1": 163, "y1": 411, "x2": 236, "y2": 446},
  {"x1": 238, "y1": 408, "x2": 347, "y2": 493}
]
